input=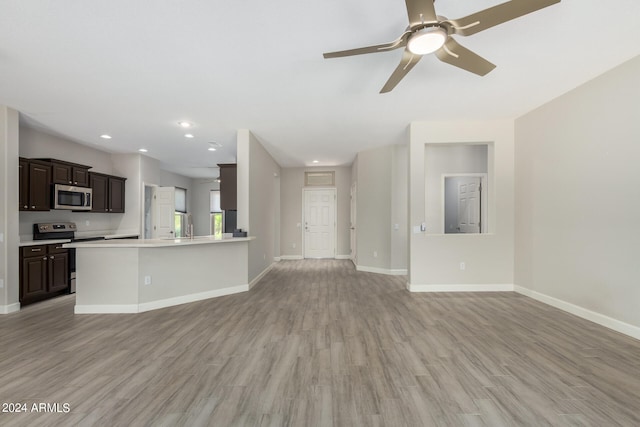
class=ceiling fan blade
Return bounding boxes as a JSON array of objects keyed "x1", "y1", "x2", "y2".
[
  {"x1": 448, "y1": 0, "x2": 561, "y2": 36},
  {"x1": 380, "y1": 49, "x2": 422, "y2": 93},
  {"x1": 435, "y1": 38, "x2": 496, "y2": 76},
  {"x1": 405, "y1": 0, "x2": 438, "y2": 27},
  {"x1": 323, "y1": 35, "x2": 408, "y2": 58}
]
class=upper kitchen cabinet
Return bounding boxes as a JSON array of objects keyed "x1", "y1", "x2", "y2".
[
  {"x1": 41, "y1": 159, "x2": 91, "y2": 187},
  {"x1": 89, "y1": 172, "x2": 126, "y2": 213},
  {"x1": 19, "y1": 158, "x2": 51, "y2": 211},
  {"x1": 218, "y1": 164, "x2": 237, "y2": 210}
]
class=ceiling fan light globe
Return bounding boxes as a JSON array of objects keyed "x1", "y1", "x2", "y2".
[{"x1": 407, "y1": 27, "x2": 447, "y2": 55}]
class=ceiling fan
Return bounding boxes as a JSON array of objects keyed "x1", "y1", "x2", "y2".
[{"x1": 323, "y1": 0, "x2": 561, "y2": 93}]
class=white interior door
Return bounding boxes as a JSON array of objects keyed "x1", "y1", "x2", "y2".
[
  {"x1": 154, "y1": 186, "x2": 176, "y2": 239},
  {"x1": 350, "y1": 182, "x2": 357, "y2": 263},
  {"x1": 304, "y1": 189, "x2": 336, "y2": 259},
  {"x1": 457, "y1": 177, "x2": 481, "y2": 233}
]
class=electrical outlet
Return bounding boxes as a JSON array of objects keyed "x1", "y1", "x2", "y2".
[
  {"x1": 460, "y1": 262, "x2": 466, "y2": 271},
  {"x1": 144, "y1": 276, "x2": 152, "y2": 285},
  {"x1": 85, "y1": 220, "x2": 90, "y2": 226},
  {"x1": 292, "y1": 243, "x2": 296, "y2": 249},
  {"x1": 373, "y1": 251, "x2": 378, "y2": 258},
  {"x1": 0, "y1": 279, "x2": 4, "y2": 289},
  {"x1": 0, "y1": 232, "x2": 4, "y2": 242}
]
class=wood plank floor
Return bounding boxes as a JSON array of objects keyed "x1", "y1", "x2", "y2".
[{"x1": 1, "y1": 259, "x2": 640, "y2": 426}]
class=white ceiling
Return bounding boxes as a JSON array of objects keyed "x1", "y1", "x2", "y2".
[{"x1": 1, "y1": 1, "x2": 639, "y2": 177}]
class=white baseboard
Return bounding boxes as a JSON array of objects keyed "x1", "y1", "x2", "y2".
[
  {"x1": 0, "y1": 303, "x2": 21, "y2": 314},
  {"x1": 335, "y1": 254, "x2": 351, "y2": 260},
  {"x1": 408, "y1": 283, "x2": 514, "y2": 292},
  {"x1": 514, "y1": 286, "x2": 640, "y2": 340},
  {"x1": 279, "y1": 255, "x2": 304, "y2": 260},
  {"x1": 356, "y1": 265, "x2": 408, "y2": 276},
  {"x1": 249, "y1": 263, "x2": 275, "y2": 289},
  {"x1": 74, "y1": 284, "x2": 249, "y2": 314}
]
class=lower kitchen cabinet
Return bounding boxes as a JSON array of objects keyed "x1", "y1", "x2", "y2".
[{"x1": 20, "y1": 244, "x2": 69, "y2": 306}]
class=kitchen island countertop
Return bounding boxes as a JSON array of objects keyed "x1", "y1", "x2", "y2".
[{"x1": 64, "y1": 235, "x2": 253, "y2": 249}]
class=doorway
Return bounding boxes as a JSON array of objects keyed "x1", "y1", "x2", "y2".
[{"x1": 303, "y1": 188, "x2": 336, "y2": 258}]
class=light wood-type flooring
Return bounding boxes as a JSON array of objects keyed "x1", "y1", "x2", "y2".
[{"x1": 1, "y1": 259, "x2": 640, "y2": 426}]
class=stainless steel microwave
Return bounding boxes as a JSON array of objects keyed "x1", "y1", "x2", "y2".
[{"x1": 53, "y1": 184, "x2": 93, "y2": 210}]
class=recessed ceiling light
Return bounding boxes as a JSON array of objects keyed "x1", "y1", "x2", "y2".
[
  {"x1": 178, "y1": 121, "x2": 192, "y2": 128},
  {"x1": 100, "y1": 134, "x2": 112, "y2": 139},
  {"x1": 138, "y1": 148, "x2": 148, "y2": 153},
  {"x1": 185, "y1": 133, "x2": 194, "y2": 138},
  {"x1": 312, "y1": 160, "x2": 319, "y2": 164},
  {"x1": 208, "y1": 147, "x2": 217, "y2": 151}
]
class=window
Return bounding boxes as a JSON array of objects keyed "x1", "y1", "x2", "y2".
[
  {"x1": 175, "y1": 187, "x2": 187, "y2": 213},
  {"x1": 210, "y1": 190, "x2": 223, "y2": 236},
  {"x1": 305, "y1": 171, "x2": 335, "y2": 186}
]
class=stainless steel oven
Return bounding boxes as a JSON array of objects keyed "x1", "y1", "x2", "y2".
[{"x1": 53, "y1": 184, "x2": 93, "y2": 210}]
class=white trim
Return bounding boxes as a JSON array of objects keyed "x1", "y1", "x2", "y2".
[
  {"x1": 408, "y1": 283, "x2": 514, "y2": 292},
  {"x1": 0, "y1": 303, "x2": 21, "y2": 314},
  {"x1": 273, "y1": 256, "x2": 281, "y2": 262},
  {"x1": 279, "y1": 255, "x2": 304, "y2": 260},
  {"x1": 74, "y1": 284, "x2": 249, "y2": 314},
  {"x1": 335, "y1": 254, "x2": 351, "y2": 259},
  {"x1": 249, "y1": 263, "x2": 274, "y2": 289},
  {"x1": 356, "y1": 265, "x2": 408, "y2": 276},
  {"x1": 514, "y1": 286, "x2": 640, "y2": 341}
]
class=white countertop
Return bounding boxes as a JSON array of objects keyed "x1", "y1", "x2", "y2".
[
  {"x1": 64, "y1": 235, "x2": 254, "y2": 248},
  {"x1": 19, "y1": 239, "x2": 71, "y2": 247}
]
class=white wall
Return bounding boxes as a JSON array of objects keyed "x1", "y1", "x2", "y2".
[
  {"x1": 408, "y1": 120, "x2": 514, "y2": 290},
  {"x1": 0, "y1": 106, "x2": 20, "y2": 312},
  {"x1": 515, "y1": 55, "x2": 640, "y2": 336},
  {"x1": 237, "y1": 130, "x2": 281, "y2": 284},
  {"x1": 280, "y1": 166, "x2": 352, "y2": 258}
]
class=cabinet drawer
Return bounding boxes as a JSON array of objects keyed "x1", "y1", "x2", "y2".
[
  {"x1": 48, "y1": 244, "x2": 68, "y2": 254},
  {"x1": 21, "y1": 245, "x2": 48, "y2": 257}
]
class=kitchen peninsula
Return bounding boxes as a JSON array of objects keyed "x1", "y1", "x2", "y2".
[{"x1": 65, "y1": 236, "x2": 254, "y2": 314}]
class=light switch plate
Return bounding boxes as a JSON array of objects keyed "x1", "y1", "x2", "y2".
[{"x1": 0, "y1": 232, "x2": 3, "y2": 242}]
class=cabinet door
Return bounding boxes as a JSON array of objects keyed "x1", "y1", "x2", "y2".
[
  {"x1": 90, "y1": 173, "x2": 108, "y2": 212},
  {"x1": 48, "y1": 251, "x2": 69, "y2": 293},
  {"x1": 21, "y1": 256, "x2": 48, "y2": 302},
  {"x1": 108, "y1": 177, "x2": 126, "y2": 213},
  {"x1": 28, "y1": 162, "x2": 52, "y2": 211},
  {"x1": 218, "y1": 165, "x2": 237, "y2": 210},
  {"x1": 73, "y1": 167, "x2": 90, "y2": 186},
  {"x1": 51, "y1": 163, "x2": 73, "y2": 184},
  {"x1": 19, "y1": 159, "x2": 29, "y2": 210}
]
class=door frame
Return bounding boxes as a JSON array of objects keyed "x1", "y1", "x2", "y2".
[
  {"x1": 302, "y1": 187, "x2": 337, "y2": 259},
  {"x1": 441, "y1": 173, "x2": 488, "y2": 234}
]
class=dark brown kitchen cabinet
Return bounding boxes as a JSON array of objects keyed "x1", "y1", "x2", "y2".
[
  {"x1": 19, "y1": 244, "x2": 69, "y2": 306},
  {"x1": 19, "y1": 158, "x2": 52, "y2": 211},
  {"x1": 217, "y1": 164, "x2": 237, "y2": 210},
  {"x1": 38, "y1": 159, "x2": 91, "y2": 186},
  {"x1": 89, "y1": 172, "x2": 126, "y2": 213}
]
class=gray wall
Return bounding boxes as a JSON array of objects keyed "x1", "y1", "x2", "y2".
[
  {"x1": 0, "y1": 106, "x2": 20, "y2": 311},
  {"x1": 409, "y1": 121, "x2": 514, "y2": 288},
  {"x1": 515, "y1": 55, "x2": 640, "y2": 330},
  {"x1": 279, "y1": 166, "x2": 351, "y2": 258},
  {"x1": 237, "y1": 130, "x2": 281, "y2": 284},
  {"x1": 354, "y1": 144, "x2": 408, "y2": 272},
  {"x1": 191, "y1": 178, "x2": 220, "y2": 236}
]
